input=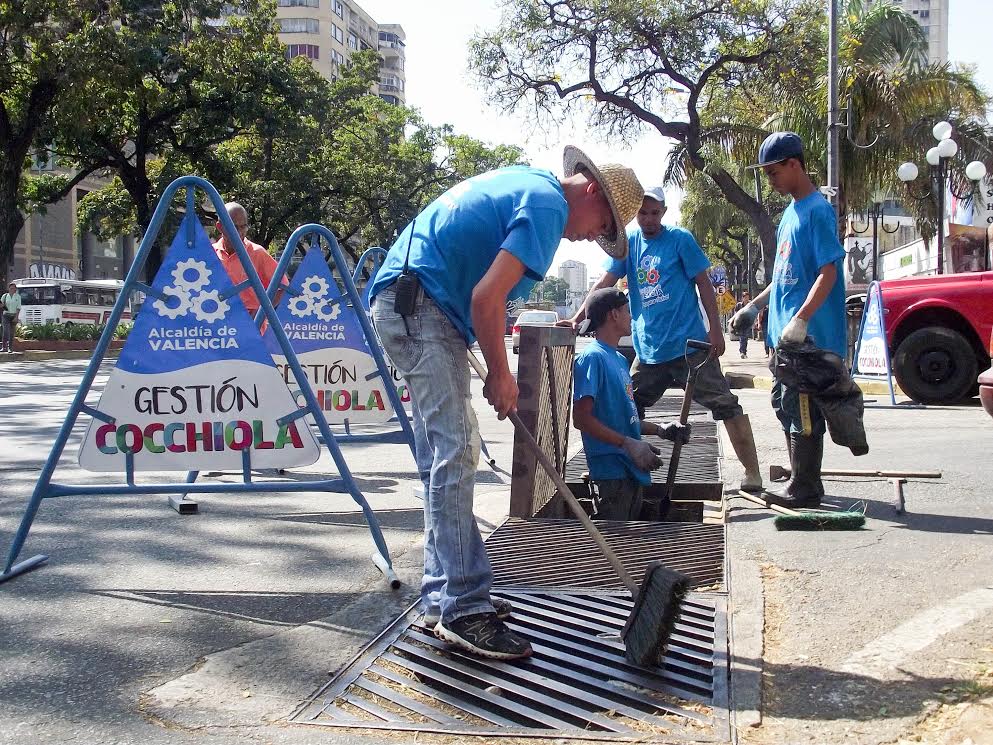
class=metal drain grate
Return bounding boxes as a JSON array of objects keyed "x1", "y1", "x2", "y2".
[
  {"x1": 644, "y1": 397, "x2": 712, "y2": 419},
  {"x1": 486, "y1": 519, "x2": 726, "y2": 590},
  {"x1": 292, "y1": 590, "x2": 729, "y2": 741},
  {"x1": 565, "y1": 437, "x2": 723, "y2": 502}
]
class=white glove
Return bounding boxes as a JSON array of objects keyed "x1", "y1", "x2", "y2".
[
  {"x1": 729, "y1": 302, "x2": 759, "y2": 334},
  {"x1": 622, "y1": 437, "x2": 663, "y2": 471},
  {"x1": 780, "y1": 315, "x2": 809, "y2": 344}
]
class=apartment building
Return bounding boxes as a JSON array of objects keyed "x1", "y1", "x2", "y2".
[
  {"x1": 276, "y1": 0, "x2": 407, "y2": 104},
  {"x1": 888, "y1": 0, "x2": 948, "y2": 62},
  {"x1": 557, "y1": 260, "x2": 588, "y2": 296}
]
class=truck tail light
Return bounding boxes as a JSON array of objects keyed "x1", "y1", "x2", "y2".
[{"x1": 512, "y1": 325, "x2": 521, "y2": 334}]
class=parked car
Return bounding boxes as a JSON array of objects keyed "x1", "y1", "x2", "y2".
[
  {"x1": 511, "y1": 310, "x2": 559, "y2": 354},
  {"x1": 879, "y1": 270, "x2": 993, "y2": 404},
  {"x1": 979, "y1": 327, "x2": 993, "y2": 418}
]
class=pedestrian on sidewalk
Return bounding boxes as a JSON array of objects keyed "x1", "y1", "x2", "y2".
[
  {"x1": 733, "y1": 291, "x2": 752, "y2": 358},
  {"x1": 212, "y1": 202, "x2": 281, "y2": 317},
  {"x1": 369, "y1": 146, "x2": 644, "y2": 660},
  {"x1": 1, "y1": 282, "x2": 22, "y2": 354},
  {"x1": 730, "y1": 132, "x2": 847, "y2": 508},
  {"x1": 567, "y1": 186, "x2": 763, "y2": 494},
  {"x1": 573, "y1": 288, "x2": 691, "y2": 520}
]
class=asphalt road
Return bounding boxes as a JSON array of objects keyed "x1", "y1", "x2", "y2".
[{"x1": 0, "y1": 341, "x2": 990, "y2": 745}]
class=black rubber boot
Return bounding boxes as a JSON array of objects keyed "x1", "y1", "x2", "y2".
[{"x1": 766, "y1": 433, "x2": 823, "y2": 508}]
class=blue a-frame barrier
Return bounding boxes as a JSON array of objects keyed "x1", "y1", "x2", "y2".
[
  {"x1": 262, "y1": 228, "x2": 417, "y2": 450},
  {"x1": 0, "y1": 176, "x2": 399, "y2": 586},
  {"x1": 851, "y1": 280, "x2": 898, "y2": 407}
]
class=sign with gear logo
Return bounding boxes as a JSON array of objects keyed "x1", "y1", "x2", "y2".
[
  {"x1": 78, "y1": 213, "x2": 321, "y2": 472},
  {"x1": 263, "y1": 246, "x2": 407, "y2": 424}
]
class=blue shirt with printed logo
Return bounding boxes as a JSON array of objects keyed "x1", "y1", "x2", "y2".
[
  {"x1": 573, "y1": 340, "x2": 651, "y2": 484},
  {"x1": 368, "y1": 167, "x2": 568, "y2": 344},
  {"x1": 605, "y1": 226, "x2": 711, "y2": 364},
  {"x1": 767, "y1": 192, "x2": 847, "y2": 358}
]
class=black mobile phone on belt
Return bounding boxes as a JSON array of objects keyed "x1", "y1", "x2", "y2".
[{"x1": 393, "y1": 220, "x2": 419, "y2": 315}]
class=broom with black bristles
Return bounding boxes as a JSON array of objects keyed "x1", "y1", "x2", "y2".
[{"x1": 468, "y1": 351, "x2": 690, "y2": 667}]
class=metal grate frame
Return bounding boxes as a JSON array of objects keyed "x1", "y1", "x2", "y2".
[{"x1": 292, "y1": 590, "x2": 729, "y2": 741}]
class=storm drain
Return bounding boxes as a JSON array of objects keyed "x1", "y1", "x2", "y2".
[
  {"x1": 292, "y1": 590, "x2": 729, "y2": 742},
  {"x1": 487, "y1": 519, "x2": 726, "y2": 590},
  {"x1": 566, "y1": 434, "x2": 723, "y2": 502},
  {"x1": 644, "y1": 397, "x2": 712, "y2": 419}
]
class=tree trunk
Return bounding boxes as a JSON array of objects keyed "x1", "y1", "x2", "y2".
[{"x1": 703, "y1": 165, "x2": 777, "y2": 285}]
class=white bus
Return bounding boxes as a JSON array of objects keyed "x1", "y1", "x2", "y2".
[{"x1": 13, "y1": 278, "x2": 134, "y2": 326}]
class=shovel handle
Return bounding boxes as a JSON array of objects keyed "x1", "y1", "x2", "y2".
[{"x1": 467, "y1": 350, "x2": 639, "y2": 595}]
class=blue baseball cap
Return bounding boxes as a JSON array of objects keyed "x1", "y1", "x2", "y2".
[{"x1": 748, "y1": 132, "x2": 804, "y2": 169}]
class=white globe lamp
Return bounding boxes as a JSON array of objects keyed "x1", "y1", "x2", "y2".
[
  {"x1": 965, "y1": 161, "x2": 987, "y2": 181},
  {"x1": 897, "y1": 162, "x2": 919, "y2": 182},
  {"x1": 932, "y1": 121, "x2": 953, "y2": 141},
  {"x1": 936, "y1": 138, "x2": 958, "y2": 159}
]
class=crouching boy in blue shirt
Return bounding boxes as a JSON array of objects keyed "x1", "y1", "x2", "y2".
[{"x1": 573, "y1": 288, "x2": 691, "y2": 520}]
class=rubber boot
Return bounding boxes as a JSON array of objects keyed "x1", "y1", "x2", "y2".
[
  {"x1": 766, "y1": 433, "x2": 823, "y2": 508},
  {"x1": 724, "y1": 414, "x2": 763, "y2": 493}
]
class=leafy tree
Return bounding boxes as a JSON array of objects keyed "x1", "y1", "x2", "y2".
[
  {"x1": 683, "y1": 0, "x2": 991, "y2": 243},
  {"x1": 529, "y1": 275, "x2": 570, "y2": 304},
  {"x1": 470, "y1": 0, "x2": 822, "y2": 276},
  {"x1": 0, "y1": 0, "x2": 112, "y2": 284},
  {"x1": 57, "y1": 0, "x2": 289, "y2": 275},
  {"x1": 76, "y1": 42, "x2": 526, "y2": 266}
]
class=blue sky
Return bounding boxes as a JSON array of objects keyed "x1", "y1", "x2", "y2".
[{"x1": 360, "y1": 1, "x2": 992, "y2": 274}]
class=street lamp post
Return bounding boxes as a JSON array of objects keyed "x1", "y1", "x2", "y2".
[
  {"x1": 850, "y1": 196, "x2": 900, "y2": 282},
  {"x1": 898, "y1": 121, "x2": 988, "y2": 275}
]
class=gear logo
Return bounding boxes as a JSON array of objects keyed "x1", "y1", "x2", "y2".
[
  {"x1": 152, "y1": 259, "x2": 230, "y2": 324},
  {"x1": 288, "y1": 275, "x2": 341, "y2": 321}
]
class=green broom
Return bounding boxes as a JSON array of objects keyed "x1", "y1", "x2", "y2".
[
  {"x1": 737, "y1": 490, "x2": 866, "y2": 530},
  {"x1": 468, "y1": 351, "x2": 690, "y2": 667}
]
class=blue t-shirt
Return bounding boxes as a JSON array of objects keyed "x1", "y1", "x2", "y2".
[
  {"x1": 768, "y1": 192, "x2": 847, "y2": 358},
  {"x1": 368, "y1": 167, "x2": 568, "y2": 343},
  {"x1": 604, "y1": 226, "x2": 711, "y2": 364},
  {"x1": 573, "y1": 340, "x2": 650, "y2": 484}
]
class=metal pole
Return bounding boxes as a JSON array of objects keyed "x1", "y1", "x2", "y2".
[
  {"x1": 871, "y1": 207, "x2": 879, "y2": 282},
  {"x1": 745, "y1": 234, "x2": 752, "y2": 297},
  {"x1": 827, "y1": 0, "x2": 841, "y2": 221},
  {"x1": 936, "y1": 161, "x2": 945, "y2": 274}
]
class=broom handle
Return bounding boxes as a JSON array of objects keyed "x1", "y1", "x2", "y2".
[
  {"x1": 735, "y1": 489, "x2": 800, "y2": 517},
  {"x1": 467, "y1": 350, "x2": 640, "y2": 595}
]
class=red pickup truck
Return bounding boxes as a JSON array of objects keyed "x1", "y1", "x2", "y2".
[{"x1": 880, "y1": 271, "x2": 993, "y2": 405}]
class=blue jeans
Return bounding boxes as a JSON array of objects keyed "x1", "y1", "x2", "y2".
[{"x1": 372, "y1": 287, "x2": 494, "y2": 623}]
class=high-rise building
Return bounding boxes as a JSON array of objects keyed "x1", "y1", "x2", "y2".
[
  {"x1": 888, "y1": 0, "x2": 948, "y2": 62},
  {"x1": 274, "y1": 0, "x2": 406, "y2": 104},
  {"x1": 558, "y1": 260, "x2": 588, "y2": 295}
]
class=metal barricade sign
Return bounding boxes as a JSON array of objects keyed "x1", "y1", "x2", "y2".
[
  {"x1": 852, "y1": 280, "x2": 897, "y2": 405},
  {"x1": 78, "y1": 214, "x2": 320, "y2": 471},
  {"x1": 263, "y1": 245, "x2": 398, "y2": 424}
]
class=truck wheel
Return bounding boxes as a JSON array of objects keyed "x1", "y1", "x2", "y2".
[{"x1": 893, "y1": 326, "x2": 978, "y2": 404}]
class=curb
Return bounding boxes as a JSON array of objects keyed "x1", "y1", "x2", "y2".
[
  {"x1": 726, "y1": 371, "x2": 902, "y2": 397},
  {"x1": 0, "y1": 349, "x2": 120, "y2": 362}
]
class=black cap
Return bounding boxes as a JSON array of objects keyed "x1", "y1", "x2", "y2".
[
  {"x1": 747, "y1": 132, "x2": 804, "y2": 169},
  {"x1": 579, "y1": 287, "x2": 629, "y2": 334}
]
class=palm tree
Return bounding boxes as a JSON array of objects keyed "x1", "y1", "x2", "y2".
[{"x1": 674, "y1": 0, "x2": 991, "y2": 247}]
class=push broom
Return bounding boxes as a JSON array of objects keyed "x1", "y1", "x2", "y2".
[{"x1": 468, "y1": 350, "x2": 690, "y2": 667}]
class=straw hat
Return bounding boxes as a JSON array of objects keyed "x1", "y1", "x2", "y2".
[{"x1": 563, "y1": 145, "x2": 644, "y2": 259}]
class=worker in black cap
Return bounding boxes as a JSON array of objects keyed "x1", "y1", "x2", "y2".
[
  {"x1": 573, "y1": 288, "x2": 691, "y2": 519},
  {"x1": 730, "y1": 132, "x2": 848, "y2": 508}
]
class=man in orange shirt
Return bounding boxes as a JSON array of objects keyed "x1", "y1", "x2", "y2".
[{"x1": 212, "y1": 202, "x2": 280, "y2": 316}]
